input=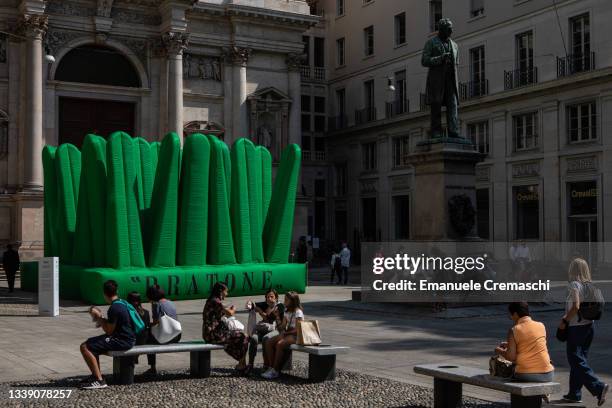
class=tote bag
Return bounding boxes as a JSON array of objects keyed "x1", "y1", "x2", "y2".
[
  {"x1": 296, "y1": 320, "x2": 322, "y2": 346},
  {"x1": 151, "y1": 308, "x2": 182, "y2": 344}
]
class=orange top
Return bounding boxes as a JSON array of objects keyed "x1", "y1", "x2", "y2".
[{"x1": 512, "y1": 316, "x2": 554, "y2": 374}]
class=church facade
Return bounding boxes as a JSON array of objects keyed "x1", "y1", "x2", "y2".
[{"x1": 0, "y1": 0, "x2": 316, "y2": 259}]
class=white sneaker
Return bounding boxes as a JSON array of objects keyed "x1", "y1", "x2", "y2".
[{"x1": 261, "y1": 369, "x2": 279, "y2": 379}]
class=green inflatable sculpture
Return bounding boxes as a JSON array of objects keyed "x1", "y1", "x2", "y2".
[{"x1": 37, "y1": 132, "x2": 305, "y2": 304}]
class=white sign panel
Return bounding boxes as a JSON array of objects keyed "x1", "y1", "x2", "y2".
[{"x1": 38, "y1": 257, "x2": 59, "y2": 317}]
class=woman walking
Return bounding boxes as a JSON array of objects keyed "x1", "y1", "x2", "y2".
[{"x1": 559, "y1": 257, "x2": 608, "y2": 405}]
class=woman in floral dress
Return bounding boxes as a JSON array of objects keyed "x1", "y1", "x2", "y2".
[{"x1": 202, "y1": 282, "x2": 250, "y2": 374}]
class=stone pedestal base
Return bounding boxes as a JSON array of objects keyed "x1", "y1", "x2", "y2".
[{"x1": 407, "y1": 140, "x2": 483, "y2": 240}]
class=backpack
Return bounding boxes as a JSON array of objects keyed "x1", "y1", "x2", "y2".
[
  {"x1": 113, "y1": 299, "x2": 146, "y2": 335},
  {"x1": 578, "y1": 282, "x2": 604, "y2": 321}
]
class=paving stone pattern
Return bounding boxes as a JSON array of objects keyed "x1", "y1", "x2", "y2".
[{"x1": 0, "y1": 362, "x2": 504, "y2": 408}]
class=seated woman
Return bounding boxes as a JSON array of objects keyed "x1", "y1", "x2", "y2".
[
  {"x1": 145, "y1": 284, "x2": 181, "y2": 375},
  {"x1": 261, "y1": 291, "x2": 303, "y2": 380},
  {"x1": 246, "y1": 288, "x2": 285, "y2": 371},
  {"x1": 202, "y1": 282, "x2": 250, "y2": 375},
  {"x1": 495, "y1": 302, "x2": 554, "y2": 383}
]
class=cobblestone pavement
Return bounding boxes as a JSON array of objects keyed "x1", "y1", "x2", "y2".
[{"x1": 0, "y1": 362, "x2": 504, "y2": 408}]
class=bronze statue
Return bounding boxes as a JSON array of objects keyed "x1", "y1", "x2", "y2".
[{"x1": 421, "y1": 18, "x2": 460, "y2": 139}]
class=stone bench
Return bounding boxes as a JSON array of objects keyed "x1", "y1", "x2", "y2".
[
  {"x1": 289, "y1": 344, "x2": 350, "y2": 382},
  {"x1": 414, "y1": 363, "x2": 561, "y2": 408},
  {"x1": 107, "y1": 341, "x2": 224, "y2": 385}
]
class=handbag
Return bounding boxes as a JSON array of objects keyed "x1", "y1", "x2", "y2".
[
  {"x1": 151, "y1": 308, "x2": 182, "y2": 344},
  {"x1": 296, "y1": 320, "x2": 322, "y2": 346},
  {"x1": 556, "y1": 326, "x2": 568, "y2": 342},
  {"x1": 489, "y1": 355, "x2": 515, "y2": 378},
  {"x1": 222, "y1": 316, "x2": 245, "y2": 332}
]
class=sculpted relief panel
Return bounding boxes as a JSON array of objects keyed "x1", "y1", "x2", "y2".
[{"x1": 183, "y1": 54, "x2": 222, "y2": 81}]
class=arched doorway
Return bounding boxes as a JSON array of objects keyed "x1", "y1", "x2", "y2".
[{"x1": 55, "y1": 44, "x2": 140, "y2": 146}]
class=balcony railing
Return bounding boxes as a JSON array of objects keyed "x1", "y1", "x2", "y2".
[
  {"x1": 328, "y1": 114, "x2": 348, "y2": 131},
  {"x1": 504, "y1": 67, "x2": 538, "y2": 90},
  {"x1": 459, "y1": 79, "x2": 489, "y2": 101},
  {"x1": 302, "y1": 150, "x2": 327, "y2": 161},
  {"x1": 557, "y1": 52, "x2": 596, "y2": 78},
  {"x1": 385, "y1": 99, "x2": 410, "y2": 118},
  {"x1": 355, "y1": 107, "x2": 376, "y2": 125},
  {"x1": 419, "y1": 93, "x2": 429, "y2": 111},
  {"x1": 300, "y1": 65, "x2": 326, "y2": 81}
]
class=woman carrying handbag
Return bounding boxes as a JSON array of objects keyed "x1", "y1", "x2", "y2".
[{"x1": 558, "y1": 258, "x2": 608, "y2": 406}]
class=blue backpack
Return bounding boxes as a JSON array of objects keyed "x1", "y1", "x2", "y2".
[{"x1": 113, "y1": 299, "x2": 146, "y2": 335}]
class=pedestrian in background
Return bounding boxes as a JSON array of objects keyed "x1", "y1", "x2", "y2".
[
  {"x1": 2, "y1": 244, "x2": 19, "y2": 293},
  {"x1": 339, "y1": 242, "x2": 351, "y2": 285},
  {"x1": 330, "y1": 251, "x2": 341, "y2": 284},
  {"x1": 559, "y1": 258, "x2": 608, "y2": 405}
]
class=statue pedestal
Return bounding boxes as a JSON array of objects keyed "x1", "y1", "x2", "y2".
[{"x1": 407, "y1": 139, "x2": 484, "y2": 240}]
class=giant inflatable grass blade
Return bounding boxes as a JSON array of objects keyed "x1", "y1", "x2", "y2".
[{"x1": 41, "y1": 132, "x2": 305, "y2": 304}]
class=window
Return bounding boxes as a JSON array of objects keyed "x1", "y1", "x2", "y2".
[
  {"x1": 467, "y1": 121, "x2": 489, "y2": 155},
  {"x1": 301, "y1": 134, "x2": 311, "y2": 150},
  {"x1": 336, "y1": 0, "x2": 344, "y2": 16},
  {"x1": 314, "y1": 116, "x2": 326, "y2": 132},
  {"x1": 362, "y1": 142, "x2": 377, "y2": 171},
  {"x1": 471, "y1": 0, "x2": 484, "y2": 18},
  {"x1": 470, "y1": 46, "x2": 486, "y2": 96},
  {"x1": 336, "y1": 89, "x2": 346, "y2": 116},
  {"x1": 394, "y1": 195, "x2": 410, "y2": 240},
  {"x1": 394, "y1": 12, "x2": 406, "y2": 46},
  {"x1": 514, "y1": 185, "x2": 539, "y2": 239},
  {"x1": 336, "y1": 38, "x2": 345, "y2": 66},
  {"x1": 513, "y1": 112, "x2": 538, "y2": 151},
  {"x1": 314, "y1": 96, "x2": 326, "y2": 113},
  {"x1": 516, "y1": 31, "x2": 534, "y2": 84},
  {"x1": 363, "y1": 25, "x2": 374, "y2": 56},
  {"x1": 314, "y1": 37, "x2": 325, "y2": 68},
  {"x1": 394, "y1": 70, "x2": 407, "y2": 113},
  {"x1": 302, "y1": 36, "x2": 310, "y2": 65},
  {"x1": 429, "y1": 0, "x2": 442, "y2": 32},
  {"x1": 476, "y1": 189, "x2": 490, "y2": 239},
  {"x1": 301, "y1": 95, "x2": 311, "y2": 112},
  {"x1": 570, "y1": 14, "x2": 591, "y2": 72},
  {"x1": 314, "y1": 137, "x2": 325, "y2": 152},
  {"x1": 567, "y1": 101, "x2": 597, "y2": 143},
  {"x1": 335, "y1": 163, "x2": 348, "y2": 196},
  {"x1": 364, "y1": 80, "x2": 375, "y2": 109},
  {"x1": 568, "y1": 181, "x2": 597, "y2": 216},
  {"x1": 301, "y1": 114, "x2": 311, "y2": 132},
  {"x1": 362, "y1": 197, "x2": 377, "y2": 241},
  {"x1": 392, "y1": 136, "x2": 410, "y2": 168}
]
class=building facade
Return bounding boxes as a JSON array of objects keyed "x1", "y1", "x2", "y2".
[
  {"x1": 302, "y1": 0, "x2": 612, "y2": 254},
  {"x1": 0, "y1": 0, "x2": 317, "y2": 258}
]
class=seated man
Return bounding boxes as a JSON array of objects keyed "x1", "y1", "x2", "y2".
[
  {"x1": 79, "y1": 280, "x2": 136, "y2": 389},
  {"x1": 495, "y1": 302, "x2": 554, "y2": 383}
]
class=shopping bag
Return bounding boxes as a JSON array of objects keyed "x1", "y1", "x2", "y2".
[
  {"x1": 246, "y1": 309, "x2": 257, "y2": 336},
  {"x1": 296, "y1": 320, "x2": 322, "y2": 346}
]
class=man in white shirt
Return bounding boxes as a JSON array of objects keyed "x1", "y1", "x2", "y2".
[
  {"x1": 510, "y1": 241, "x2": 531, "y2": 281},
  {"x1": 339, "y1": 243, "x2": 351, "y2": 285}
]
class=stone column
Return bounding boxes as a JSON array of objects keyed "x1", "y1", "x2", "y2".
[
  {"x1": 287, "y1": 53, "x2": 303, "y2": 146},
  {"x1": 230, "y1": 47, "x2": 250, "y2": 140},
  {"x1": 162, "y1": 32, "x2": 189, "y2": 138},
  {"x1": 21, "y1": 14, "x2": 47, "y2": 191}
]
